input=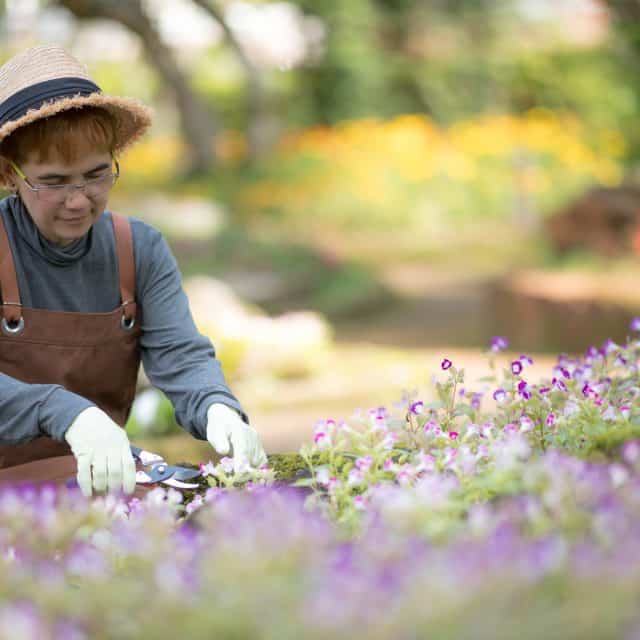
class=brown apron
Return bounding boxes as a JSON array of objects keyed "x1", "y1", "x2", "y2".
[{"x1": 0, "y1": 212, "x2": 147, "y2": 496}]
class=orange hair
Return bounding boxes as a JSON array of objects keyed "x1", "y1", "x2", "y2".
[{"x1": 0, "y1": 106, "x2": 116, "y2": 164}]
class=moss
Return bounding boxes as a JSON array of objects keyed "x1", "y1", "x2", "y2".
[
  {"x1": 585, "y1": 423, "x2": 640, "y2": 459},
  {"x1": 267, "y1": 452, "x2": 311, "y2": 482},
  {"x1": 267, "y1": 451, "x2": 353, "y2": 482}
]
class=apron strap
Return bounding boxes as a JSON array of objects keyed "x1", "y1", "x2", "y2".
[
  {"x1": 0, "y1": 213, "x2": 22, "y2": 325},
  {"x1": 111, "y1": 213, "x2": 137, "y2": 323}
]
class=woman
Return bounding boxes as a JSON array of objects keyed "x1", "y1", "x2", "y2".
[{"x1": 0, "y1": 45, "x2": 267, "y2": 497}]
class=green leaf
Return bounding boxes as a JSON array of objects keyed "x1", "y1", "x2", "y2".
[{"x1": 291, "y1": 478, "x2": 317, "y2": 488}]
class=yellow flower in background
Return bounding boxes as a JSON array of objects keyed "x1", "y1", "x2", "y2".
[
  {"x1": 239, "y1": 110, "x2": 627, "y2": 228},
  {"x1": 119, "y1": 136, "x2": 184, "y2": 182},
  {"x1": 119, "y1": 111, "x2": 626, "y2": 230}
]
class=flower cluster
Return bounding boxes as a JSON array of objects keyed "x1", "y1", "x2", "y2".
[
  {"x1": 1, "y1": 323, "x2": 640, "y2": 638},
  {"x1": 237, "y1": 111, "x2": 624, "y2": 233}
]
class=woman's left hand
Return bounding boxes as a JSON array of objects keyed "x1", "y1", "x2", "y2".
[{"x1": 206, "y1": 403, "x2": 268, "y2": 470}]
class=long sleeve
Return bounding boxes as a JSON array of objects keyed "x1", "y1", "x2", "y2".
[
  {"x1": 0, "y1": 374, "x2": 94, "y2": 443},
  {"x1": 134, "y1": 225, "x2": 247, "y2": 440}
]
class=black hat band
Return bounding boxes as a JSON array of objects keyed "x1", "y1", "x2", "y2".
[{"x1": 0, "y1": 77, "x2": 102, "y2": 128}]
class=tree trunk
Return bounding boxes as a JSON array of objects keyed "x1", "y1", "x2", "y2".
[
  {"x1": 190, "y1": 0, "x2": 270, "y2": 161},
  {"x1": 57, "y1": 0, "x2": 217, "y2": 176}
]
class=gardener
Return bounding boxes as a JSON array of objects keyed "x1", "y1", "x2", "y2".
[{"x1": 0, "y1": 45, "x2": 267, "y2": 497}]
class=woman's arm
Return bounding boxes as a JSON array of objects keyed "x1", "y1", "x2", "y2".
[
  {"x1": 0, "y1": 372, "x2": 94, "y2": 443},
  {"x1": 134, "y1": 224, "x2": 247, "y2": 440}
]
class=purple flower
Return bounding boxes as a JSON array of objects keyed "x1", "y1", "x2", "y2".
[
  {"x1": 520, "y1": 415, "x2": 534, "y2": 432},
  {"x1": 615, "y1": 355, "x2": 627, "y2": 367},
  {"x1": 441, "y1": 358, "x2": 453, "y2": 370},
  {"x1": 585, "y1": 346, "x2": 601, "y2": 362},
  {"x1": 493, "y1": 389, "x2": 507, "y2": 403},
  {"x1": 409, "y1": 401, "x2": 424, "y2": 415},
  {"x1": 622, "y1": 439, "x2": 640, "y2": 464},
  {"x1": 545, "y1": 412, "x2": 556, "y2": 427},
  {"x1": 517, "y1": 380, "x2": 531, "y2": 400},
  {"x1": 471, "y1": 393, "x2": 482, "y2": 410},
  {"x1": 630, "y1": 317, "x2": 640, "y2": 332},
  {"x1": 519, "y1": 354, "x2": 534, "y2": 367},
  {"x1": 490, "y1": 336, "x2": 509, "y2": 352},
  {"x1": 551, "y1": 377, "x2": 567, "y2": 393},
  {"x1": 511, "y1": 360, "x2": 523, "y2": 375}
]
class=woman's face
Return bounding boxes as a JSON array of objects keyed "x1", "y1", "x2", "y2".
[{"x1": 12, "y1": 150, "x2": 114, "y2": 246}]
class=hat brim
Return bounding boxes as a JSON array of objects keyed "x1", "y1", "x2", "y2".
[{"x1": 0, "y1": 92, "x2": 152, "y2": 184}]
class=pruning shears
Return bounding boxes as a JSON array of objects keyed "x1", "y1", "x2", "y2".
[{"x1": 130, "y1": 445, "x2": 202, "y2": 490}]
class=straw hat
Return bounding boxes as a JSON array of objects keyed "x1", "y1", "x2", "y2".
[{"x1": 0, "y1": 45, "x2": 152, "y2": 156}]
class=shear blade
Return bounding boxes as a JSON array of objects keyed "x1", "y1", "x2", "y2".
[{"x1": 161, "y1": 477, "x2": 200, "y2": 489}]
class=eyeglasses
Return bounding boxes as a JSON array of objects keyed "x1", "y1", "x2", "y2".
[{"x1": 9, "y1": 158, "x2": 120, "y2": 203}]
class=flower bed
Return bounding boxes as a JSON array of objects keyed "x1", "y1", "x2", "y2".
[{"x1": 2, "y1": 328, "x2": 640, "y2": 638}]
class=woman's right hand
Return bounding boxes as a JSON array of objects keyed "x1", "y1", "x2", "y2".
[{"x1": 64, "y1": 407, "x2": 136, "y2": 497}]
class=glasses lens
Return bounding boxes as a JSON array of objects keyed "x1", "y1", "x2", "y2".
[
  {"x1": 38, "y1": 174, "x2": 116, "y2": 202},
  {"x1": 84, "y1": 174, "x2": 116, "y2": 198}
]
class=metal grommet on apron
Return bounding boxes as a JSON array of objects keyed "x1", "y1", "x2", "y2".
[
  {"x1": 0, "y1": 212, "x2": 148, "y2": 497},
  {"x1": 121, "y1": 300, "x2": 136, "y2": 331},
  {"x1": 1, "y1": 313, "x2": 24, "y2": 336}
]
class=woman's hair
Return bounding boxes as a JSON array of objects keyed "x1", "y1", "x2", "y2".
[{"x1": 0, "y1": 107, "x2": 117, "y2": 164}]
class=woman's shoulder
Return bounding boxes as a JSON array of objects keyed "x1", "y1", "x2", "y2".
[{"x1": 101, "y1": 210, "x2": 166, "y2": 253}]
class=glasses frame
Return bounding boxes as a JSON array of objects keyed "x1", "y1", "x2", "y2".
[{"x1": 9, "y1": 156, "x2": 120, "y2": 200}]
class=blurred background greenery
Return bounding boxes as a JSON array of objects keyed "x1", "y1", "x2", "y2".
[{"x1": 2, "y1": 0, "x2": 640, "y2": 455}]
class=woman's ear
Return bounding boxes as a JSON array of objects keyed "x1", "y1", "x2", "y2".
[{"x1": 0, "y1": 156, "x2": 17, "y2": 192}]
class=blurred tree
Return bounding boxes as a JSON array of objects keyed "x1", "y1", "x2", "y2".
[
  {"x1": 288, "y1": 0, "x2": 511, "y2": 125},
  {"x1": 189, "y1": 0, "x2": 269, "y2": 160},
  {"x1": 55, "y1": 0, "x2": 218, "y2": 176}
]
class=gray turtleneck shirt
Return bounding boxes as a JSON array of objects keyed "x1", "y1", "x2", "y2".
[{"x1": 0, "y1": 196, "x2": 247, "y2": 444}]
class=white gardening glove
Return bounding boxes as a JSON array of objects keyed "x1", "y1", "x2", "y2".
[
  {"x1": 64, "y1": 407, "x2": 136, "y2": 497},
  {"x1": 206, "y1": 403, "x2": 267, "y2": 469}
]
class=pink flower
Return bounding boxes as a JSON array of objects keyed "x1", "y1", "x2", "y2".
[
  {"x1": 199, "y1": 461, "x2": 216, "y2": 477},
  {"x1": 519, "y1": 415, "x2": 534, "y2": 432},
  {"x1": 353, "y1": 495, "x2": 368, "y2": 511},
  {"x1": 355, "y1": 456, "x2": 374, "y2": 472},
  {"x1": 220, "y1": 457, "x2": 235, "y2": 474},
  {"x1": 449, "y1": 431, "x2": 459, "y2": 440},
  {"x1": 441, "y1": 358, "x2": 453, "y2": 370},
  {"x1": 416, "y1": 452, "x2": 435, "y2": 472},
  {"x1": 476, "y1": 444, "x2": 489, "y2": 459},
  {"x1": 396, "y1": 465, "x2": 414, "y2": 485},
  {"x1": 622, "y1": 440, "x2": 640, "y2": 464},
  {"x1": 481, "y1": 422, "x2": 494, "y2": 438},
  {"x1": 313, "y1": 429, "x2": 331, "y2": 450},
  {"x1": 316, "y1": 467, "x2": 330, "y2": 486},
  {"x1": 444, "y1": 447, "x2": 458, "y2": 467},
  {"x1": 381, "y1": 431, "x2": 398, "y2": 451},
  {"x1": 423, "y1": 419, "x2": 437, "y2": 433},
  {"x1": 347, "y1": 469, "x2": 364, "y2": 486}
]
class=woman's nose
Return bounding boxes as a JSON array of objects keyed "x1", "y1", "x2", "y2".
[{"x1": 64, "y1": 185, "x2": 91, "y2": 207}]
